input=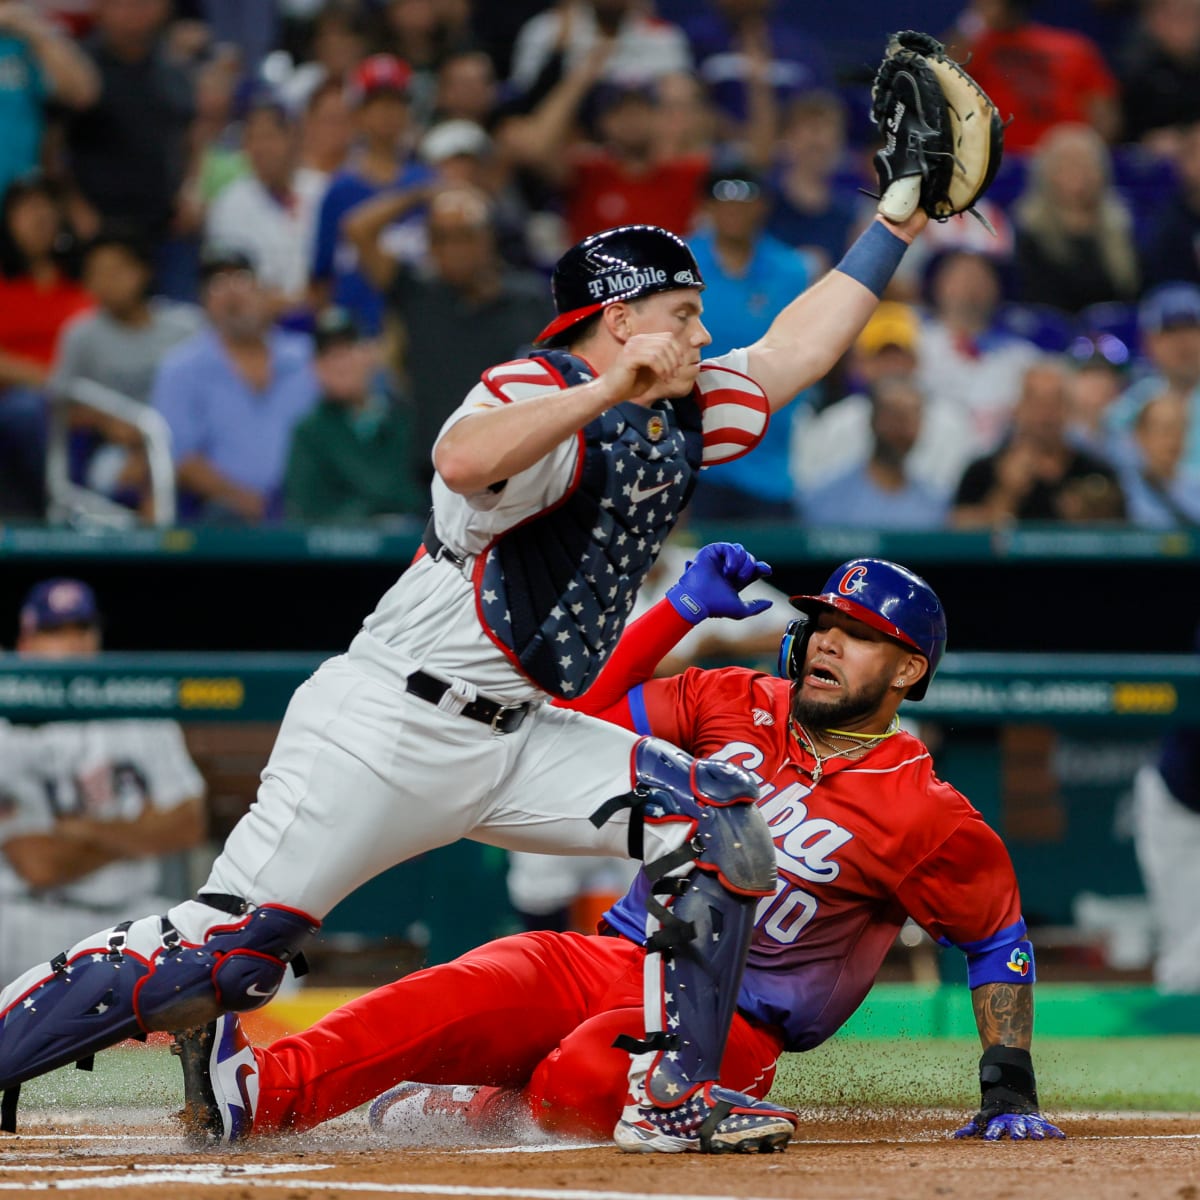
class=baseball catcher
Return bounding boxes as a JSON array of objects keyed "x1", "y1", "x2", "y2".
[{"x1": 871, "y1": 30, "x2": 1004, "y2": 231}]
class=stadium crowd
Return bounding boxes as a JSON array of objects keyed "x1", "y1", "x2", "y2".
[{"x1": 2, "y1": 0, "x2": 1200, "y2": 530}]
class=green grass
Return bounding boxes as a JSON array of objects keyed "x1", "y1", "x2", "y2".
[
  {"x1": 19, "y1": 1036, "x2": 1200, "y2": 1121},
  {"x1": 774, "y1": 1036, "x2": 1200, "y2": 1113}
]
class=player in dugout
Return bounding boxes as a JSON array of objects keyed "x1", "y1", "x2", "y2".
[
  {"x1": 0, "y1": 31, "x2": 1005, "y2": 1155},
  {"x1": 173, "y1": 548, "x2": 1064, "y2": 1148}
]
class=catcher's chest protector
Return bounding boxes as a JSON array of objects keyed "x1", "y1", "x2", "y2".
[{"x1": 475, "y1": 350, "x2": 704, "y2": 697}]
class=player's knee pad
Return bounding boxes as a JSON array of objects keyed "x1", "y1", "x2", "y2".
[
  {"x1": 0, "y1": 903, "x2": 318, "y2": 1102},
  {"x1": 693, "y1": 801, "x2": 777, "y2": 897},
  {"x1": 134, "y1": 903, "x2": 318, "y2": 1031},
  {"x1": 606, "y1": 737, "x2": 775, "y2": 896}
]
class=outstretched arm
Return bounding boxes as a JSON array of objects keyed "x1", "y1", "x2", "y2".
[{"x1": 742, "y1": 212, "x2": 926, "y2": 413}]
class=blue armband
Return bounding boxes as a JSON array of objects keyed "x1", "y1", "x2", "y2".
[
  {"x1": 949, "y1": 919, "x2": 1037, "y2": 988},
  {"x1": 834, "y1": 220, "x2": 909, "y2": 298}
]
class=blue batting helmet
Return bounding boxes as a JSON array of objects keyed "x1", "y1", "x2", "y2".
[{"x1": 777, "y1": 559, "x2": 947, "y2": 701}]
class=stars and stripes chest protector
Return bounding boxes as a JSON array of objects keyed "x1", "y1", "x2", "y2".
[{"x1": 476, "y1": 350, "x2": 704, "y2": 698}]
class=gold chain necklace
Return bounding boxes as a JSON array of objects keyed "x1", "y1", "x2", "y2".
[{"x1": 789, "y1": 716, "x2": 900, "y2": 784}]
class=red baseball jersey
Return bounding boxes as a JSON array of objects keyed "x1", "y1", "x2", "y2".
[{"x1": 605, "y1": 666, "x2": 1023, "y2": 1051}]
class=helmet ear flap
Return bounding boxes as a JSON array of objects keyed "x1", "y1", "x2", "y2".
[{"x1": 778, "y1": 614, "x2": 813, "y2": 681}]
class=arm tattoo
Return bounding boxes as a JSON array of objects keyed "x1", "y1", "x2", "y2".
[{"x1": 972, "y1": 982, "x2": 1033, "y2": 1050}]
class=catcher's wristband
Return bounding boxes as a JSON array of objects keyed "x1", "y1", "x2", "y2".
[
  {"x1": 835, "y1": 221, "x2": 908, "y2": 298},
  {"x1": 978, "y1": 1045, "x2": 1039, "y2": 1113}
]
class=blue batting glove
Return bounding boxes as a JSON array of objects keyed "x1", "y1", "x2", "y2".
[
  {"x1": 952, "y1": 1111, "x2": 1065, "y2": 1141},
  {"x1": 665, "y1": 542, "x2": 773, "y2": 625}
]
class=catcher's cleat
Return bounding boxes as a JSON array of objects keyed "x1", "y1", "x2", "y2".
[
  {"x1": 614, "y1": 1082, "x2": 796, "y2": 1154},
  {"x1": 368, "y1": 1081, "x2": 519, "y2": 1144},
  {"x1": 172, "y1": 1013, "x2": 258, "y2": 1144}
]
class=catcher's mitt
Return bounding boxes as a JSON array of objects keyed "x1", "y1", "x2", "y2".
[{"x1": 870, "y1": 30, "x2": 1004, "y2": 230}]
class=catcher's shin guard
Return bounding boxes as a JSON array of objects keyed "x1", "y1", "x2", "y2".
[
  {"x1": 596, "y1": 739, "x2": 777, "y2": 1105},
  {"x1": 0, "y1": 900, "x2": 317, "y2": 1127}
]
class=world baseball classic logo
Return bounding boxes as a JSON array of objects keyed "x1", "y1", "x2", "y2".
[{"x1": 1006, "y1": 948, "x2": 1032, "y2": 977}]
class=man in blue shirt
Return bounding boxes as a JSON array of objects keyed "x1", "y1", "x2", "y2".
[
  {"x1": 310, "y1": 54, "x2": 432, "y2": 335},
  {"x1": 686, "y1": 165, "x2": 811, "y2": 519},
  {"x1": 0, "y1": 4, "x2": 98, "y2": 199},
  {"x1": 150, "y1": 247, "x2": 318, "y2": 523},
  {"x1": 801, "y1": 375, "x2": 948, "y2": 529}
]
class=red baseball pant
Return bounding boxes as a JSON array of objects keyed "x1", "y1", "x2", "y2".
[{"x1": 252, "y1": 929, "x2": 784, "y2": 1138}]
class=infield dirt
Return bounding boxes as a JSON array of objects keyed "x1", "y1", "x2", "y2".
[{"x1": 2, "y1": 1112, "x2": 1197, "y2": 1199}]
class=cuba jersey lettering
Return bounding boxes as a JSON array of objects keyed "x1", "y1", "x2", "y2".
[{"x1": 605, "y1": 667, "x2": 1023, "y2": 1051}]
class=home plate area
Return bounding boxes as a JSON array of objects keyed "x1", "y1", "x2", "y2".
[{"x1": 1, "y1": 1112, "x2": 1198, "y2": 1200}]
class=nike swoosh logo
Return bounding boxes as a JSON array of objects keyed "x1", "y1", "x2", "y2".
[
  {"x1": 629, "y1": 481, "x2": 671, "y2": 504},
  {"x1": 246, "y1": 982, "x2": 275, "y2": 998}
]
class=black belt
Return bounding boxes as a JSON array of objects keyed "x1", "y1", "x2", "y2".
[{"x1": 406, "y1": 669, "x2": 531, "y2": 734}]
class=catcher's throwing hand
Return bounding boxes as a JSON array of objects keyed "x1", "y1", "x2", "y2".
[
  {"x1": 604, "y1": 333, "x2": 699, "y2": 407},
  {"x1": 953, "y1": 1108, "x2": 1066, "y2": 1141},
  {"x1": 870, "y1": 30, "x2": 1004, "y2": 229}
]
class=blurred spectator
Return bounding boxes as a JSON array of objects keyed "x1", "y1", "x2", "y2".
[
  {"x1": 683, "y1": 164, "x2": 811, "y2": 521},
  {"x1": 801, "y1": 375, "x2": 949, "y2": 530},
  {"x1": 654, "y1": 70, "x2": 718, "y2": 159},
  {"x1": 50, "y1": 224, "x2": 202, "y2": 514},
  {"x1": 794, "y1": 302, "x2": 945, "y2": 492},
  {"x1": 304, "y1": 1, "x2": 368, "y2": 86},
  {"x1": 0, "y1": 173, "x2": 92, "y2": 385},
  {"x1": 299, "y1": 74, "x2": 354, "y2": 177},
  {"x1": 917, "y1": 249, "x2": 1040, "y2": 462},
  {"x1": 417, "y1": 119, "x2": 539, "y2": 269},
  {"x1": 375, "y1": 0, "x2": 474, "y2": 126},
  {"x1": 192, "y1": 0, "x2": 277, "y2": 77},
  {"x1": 0, "y1": 577, "x2": 206, "y2": 989},
  {"x1": 680, "y1": 0, "x2": 830, "y2": 128},
  {"x1": 1132, "y1": 641, "x2": 1200, "y2": 991},
  {"x1": 310, "y1": 53, "x2": 432, "y2": 334},
  {"x1": 1121, "y1": 0, "x2": 1200, "y2": 148},
  {"x1": 149, "y1": 246, "x2": 318, "y2": 523},
  {"x1": 507, "y1": 46, "x2": 709, "y2": 244},
  {"x1": 1118, "y1": 391, "x2": 1200, "y2": 526},
  {"x1": 1066, "y1": 345, "x2": 1127, "y2": 463},
  {"x1": 951, "y1": 358, "x2": 1126, "y2": 526},
  {"x1": 64, "y1": 0, "x2": 197, "y2": 275},
  {"x1": 949, "y1": 0, "x2": 1119, "y2": 153},
  {"x1": 0, "y1": 0, "x2": 99, "y2": 199},
  {"x1": 891, "y1": 192, "x2": 1014, "y2": 300},
  {"x1": 1141, "y1": 121, "x2": 1200, "y2": 290},
  {"x1": 1013, "y1": 125, "x2": 1138, "y2": 313},
  {"x1": 284, "y1": 305, "x2": 422, "y2": 522},
  {"x1": 0, "y1": 172, "x2": 92, "y2": 518},
  {"x1": 205, "y1": 94, "x2": 312, "y2": 311},
  {"x1": 1109, "y1": 283, "x2": 1200, "y2": 469},
  {"x1": 433, "y1": 48, "x2": 498, "y2": 127},
  {"x1": 294, "y1": 75, "x2": 355, "y2": 233},
  {"x1": 765, "y1": 91, "x2": 864, "y2": 277},
  {"x1": 189, "y1": 46, "x2": 246, "y2": 210},
  {"x1": 344, "y1": 183, "x2": 551, "y2": 480},
  {"x1": 510, "y1": 0, "x2": 691, "y2": 93}
]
